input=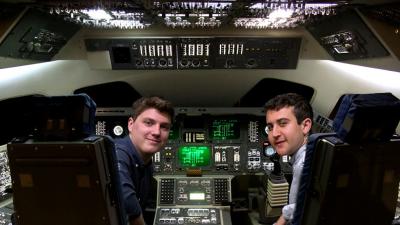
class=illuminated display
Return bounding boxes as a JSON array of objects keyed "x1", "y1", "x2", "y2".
[
  {"x1": 178, "y1": 146, "x2": 211, "y2": 167},
  {"x1": 189, "y1": 192, "x2": 205, "y2": 200},
  {"x1": 183, "y1": 132, "x2": 205, "y2": 143},
  {"x1": 210, "y1": 119, "x2": 240, "y2": 140},
  {"x1": 168, "y1": 124, "x2": 179, "y2": 140}
]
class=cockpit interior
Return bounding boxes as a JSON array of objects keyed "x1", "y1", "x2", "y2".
[{"x1": 0, "y1": 1, "x2": 399, "y2": 225}]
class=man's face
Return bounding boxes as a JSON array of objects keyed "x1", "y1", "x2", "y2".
[
  {"x1": 266, "y1": 106, "x2": 311, "y2": 156},
  {"x1": 128, "y1": 108, "x2": 171, "y2": 160}
]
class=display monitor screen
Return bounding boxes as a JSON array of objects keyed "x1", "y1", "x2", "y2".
[
  {"x1": 189, "y1": 193, "x2": 205, "y2": 200},
  {"x1": 183, "y1": 116, "x2": 204, "y2": 129},
  {"x1": 178, "y1": 146, "x2": 211, "y2": 168},
  {"x1": 168, "y1": 123, "x2": 179, "y2": 140},
  {"x1": 210, "y1": 118, "x2": 240, "y2": 140}
]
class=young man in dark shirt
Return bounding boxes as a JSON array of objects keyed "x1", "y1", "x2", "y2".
[{"x1": 116, "y1": 96, "x2": 174, "y2": 225}]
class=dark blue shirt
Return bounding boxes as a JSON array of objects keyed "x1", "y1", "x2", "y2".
[{"x1": 115, "y1": 136, "x2": 154, "y2": 220}]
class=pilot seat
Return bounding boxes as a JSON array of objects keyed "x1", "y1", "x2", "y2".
[
  {"x1": 6, "y1": 94, "x2": 127, "y2": 225},
  {"x1": 292, "y1": 92, "x2": 400, "y2": 225}
]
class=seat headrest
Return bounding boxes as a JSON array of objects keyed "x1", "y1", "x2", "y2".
[
  {"x1": 32, "y1": 93, "x2": 97, "y2": 141},
  {"x1": 333, "y1": 92, "x2": 400, "y2": 143},
  {"x1": 1, "y1": 94, "x2": 96, "y2": 142}
]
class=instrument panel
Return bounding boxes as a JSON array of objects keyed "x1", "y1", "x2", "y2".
[
  {"x1": 85, "y1": 37, "x2": 301, "y2": 70},
  {"x1": 95, "y1": 107, "x2": 292, "y2": 225},
  {"x1": 95, "y1": 107, "x2": 284, "y2": 176},
  {"x1": 154, "y1": 207, "x2": 222, "y2": 225}
]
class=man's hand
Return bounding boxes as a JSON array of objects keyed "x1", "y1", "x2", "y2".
[
  {"x1": 275, "y1": 214, "x2": 287, "y2": 225},
  {"x1": 129, "y1": 214, "x2": 146, "y2": 225}
]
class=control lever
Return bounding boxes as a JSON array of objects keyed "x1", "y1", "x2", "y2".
[
  {"x1": 259, "y1": 149, "x2": 289, "y2": 224},
  {"x1": 270, "y1": 153, "x2": 282, "y2": 178}
]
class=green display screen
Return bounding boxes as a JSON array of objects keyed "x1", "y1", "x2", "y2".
[
  {"x1": 178, "y1": 146, "x2": 211, "y2": 167},
  {"x1": 168, "y1": 124, "x2": 179, "y2": 140},
  {"x1": 210, "y1": 119, "x2": 240, "y2": 140}
]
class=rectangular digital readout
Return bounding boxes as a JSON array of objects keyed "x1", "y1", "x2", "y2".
[{"x1": 189, "y1": 192, "x2": 205, "y2": 200}]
